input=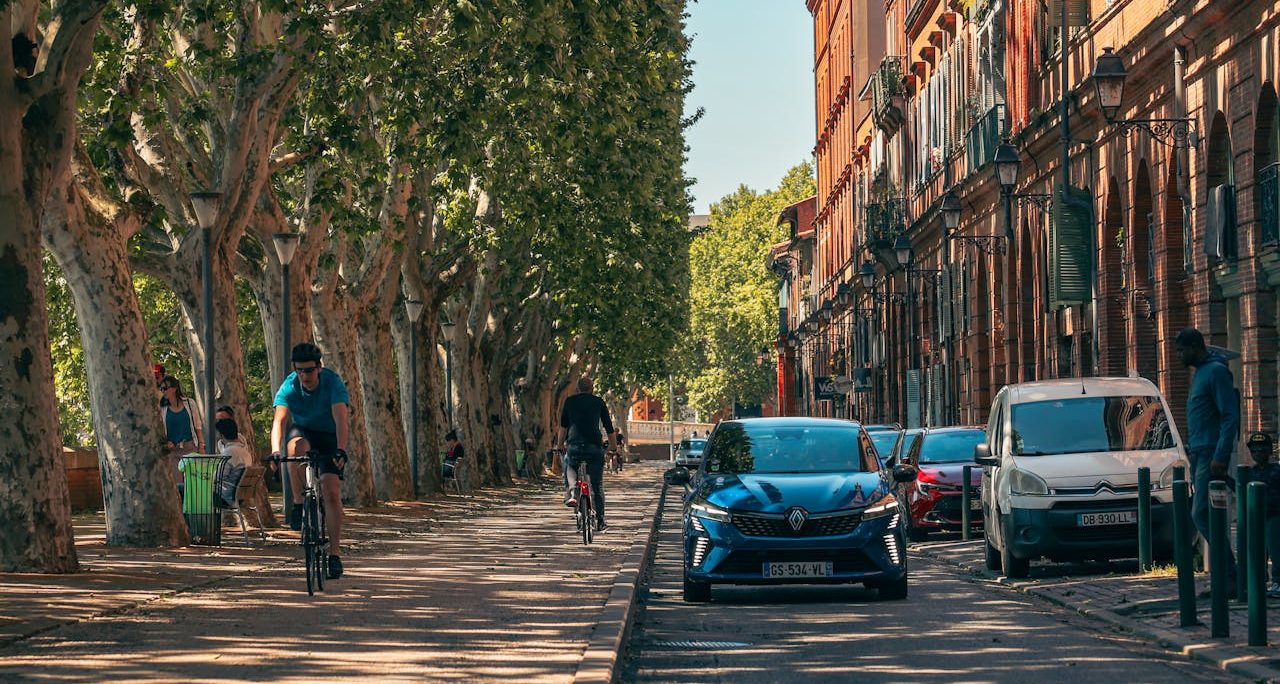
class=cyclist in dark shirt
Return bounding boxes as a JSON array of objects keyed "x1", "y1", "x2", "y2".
[{"x1": 556, "y1": 376, "x2": 616, "y2": 530}]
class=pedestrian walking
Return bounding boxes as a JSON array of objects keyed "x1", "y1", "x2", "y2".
[
  {"x1": 1175, "y1": 327, "x2": 1240, "y2": 589},
  {"x1": 1245, "y1": 432, "x2": 1280, "y2": 597}
]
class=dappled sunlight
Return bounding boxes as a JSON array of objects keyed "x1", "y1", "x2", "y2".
[{"x1": 0, "y1": 465, "x2": 668, "y2": 682}]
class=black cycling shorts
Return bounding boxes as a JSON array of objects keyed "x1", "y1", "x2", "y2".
[{"x1": 285, "y1": 425, "x2": 344, "y2": 479}]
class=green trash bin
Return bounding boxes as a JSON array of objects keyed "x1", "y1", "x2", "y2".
[
  {"x1": 178, "y1": 454, "x2": 226, "y2": 545},
  {"x1": 515, "y1": 449, "x2": 526, "y2": 474}
]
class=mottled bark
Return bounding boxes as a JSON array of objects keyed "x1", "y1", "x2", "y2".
[
  {"x1": 392, "y1": 302, "x2": 446, "y2": 496},
  {"x1": 313, "y1": 278, "x2": 378, "y2": 507},
  {"x1": 357, "y1": 275, "x2": 411, "y2": 501},
  {"x1": 42, "y1": 154, "x2": 187, "y2": 547}
]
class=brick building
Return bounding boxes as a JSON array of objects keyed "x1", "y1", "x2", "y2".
[{"x1": 783, "y1": 0, "x2": 1278, "y2": 442}]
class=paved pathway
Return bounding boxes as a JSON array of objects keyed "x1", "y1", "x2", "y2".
[
  {"x1": 913, "y1": 537, "x2": 1280, "y2": 680},
  {"x1": 0, "y1": 464, "x2": 663, "y2": 682},
  {"x1": 623, "y1": 493, "x2": 1243, "y2": 683}
]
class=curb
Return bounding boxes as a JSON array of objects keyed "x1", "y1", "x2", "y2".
[
  {"x1": 574, "y1": 482, "x2": 668, "y2": 684},
  {"x1": 914, "y1": 544, "x2": 1280, "y2": 682}
]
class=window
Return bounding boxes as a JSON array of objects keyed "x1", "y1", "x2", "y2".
[
  {"x1": 919, "y1": 429, "x2": 988, "y2": 464},
  {"x1": 702, "y1": 422, "x2": 878, "y2": 475},
  {"x1": 1009, "y1": 395, "x2": 1176, "y2": 456}
]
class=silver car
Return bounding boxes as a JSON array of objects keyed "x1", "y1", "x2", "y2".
[{"x1": 674, "y1": 438, "x2": 707, "y2": 468}]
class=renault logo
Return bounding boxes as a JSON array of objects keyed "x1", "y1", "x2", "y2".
[{"x1": 787, "y1": 507, "x2": 808, "y2": 531}]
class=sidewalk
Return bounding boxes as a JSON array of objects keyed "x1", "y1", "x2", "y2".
[
  {"x1": 913, "y1": 539, "x2": 1280, "y2": 681},
  {"x1": 0, "y1": 465, "x2": 664, "y2": 682}
]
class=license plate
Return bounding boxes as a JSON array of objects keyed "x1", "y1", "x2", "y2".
[
  {"x1": 1077, "y1": 511, "x2": 1137, "y2": 526},
  {"x1": 763, "y1": 561, "x2": 833, "y2": 578}
]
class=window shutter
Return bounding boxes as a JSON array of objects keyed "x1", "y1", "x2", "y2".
[
  {"x1": 1050, "y1": 184, "x2": 1094, "y2": 306},
  {"x1": 1259, "y1": 164, "x2": 1280, "y2": 245},
  {"x1": 941, "y1": 264, "x2": 954, "y2": 339},
  {"x1": 1048, "y1": 0, "x2": 1089, "y2": 26},
  {"x1": 906, "y1": 369, "x2": 922, "y2": 428},
  {"x1": 1205, "y1": 184, "x2": 1238, "y2": 261},
  {"x1": 961, "y1": 258, "x2": 971, "y2": 333}
]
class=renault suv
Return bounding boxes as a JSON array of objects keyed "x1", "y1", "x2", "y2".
[{"x1": 677, "y1": 417, "x2": 918, "y2": 602}]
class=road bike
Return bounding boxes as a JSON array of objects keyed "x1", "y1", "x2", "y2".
[
  {"x1": 267, "y1": 451, "x2": 329, "y2": 595},
  {"x1": 608, "y1": 448, "x2": 623, "y2": 473},
  {"x1": 560, "y1": 449, "x2": 596, "y2": 545}
]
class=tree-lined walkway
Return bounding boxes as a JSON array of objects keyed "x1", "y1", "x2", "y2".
[{"x1": 0, "y1": 465, "x2": 662, "y2": 682}]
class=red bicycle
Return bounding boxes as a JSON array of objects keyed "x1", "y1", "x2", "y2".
[{"x1": 560, "y1": 449, "x2": 596, "y2": 545}]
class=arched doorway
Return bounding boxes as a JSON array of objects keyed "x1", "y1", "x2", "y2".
[
  {"x1": 1204, "y1": 110, "x2": 1241, "y2": 391},
  {"x1": 1132, "y1": 162, "x2": 1158, "y2": 382},
  {"x1": 1253, "y1": 86, "x2": 1280, "y2": 435},
  {"x1": 1019, "y1": 214, "x2": 1037, "y2": 382},
  {"x1": 1100, "y1": 177, "x2": 1127, "y2": 376}
]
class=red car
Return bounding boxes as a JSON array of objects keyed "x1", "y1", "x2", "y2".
[{"x1": 898, "y1": 427, "x2": 986, "y2": 541}]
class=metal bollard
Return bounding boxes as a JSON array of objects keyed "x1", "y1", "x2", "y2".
[
  {"x1": 1173, "y1": 479, "x2": 1198, "y2": 627},
  {"x1": 1173, "y1": 464, "x2": 1186, "y2": 482},
  {"x1": 1138, "y1": 467, "x2": 1152, "y2": 572},
  {"x1": 962, "y1": 465, "x2": 973, "y2": 542},
  {"x1": 1248, "y1": 481, "x2": 1268, "y2": 646},
  {"x1": 1209, "y1": 480, "x2": 1231, "y2": 638},
  {"x1": 1236, "y1": 465, "x2": 1252, "y2": 602}
]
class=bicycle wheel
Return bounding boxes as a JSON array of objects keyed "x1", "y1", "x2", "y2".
[
  {"x1": 305, "y1": 541, "x2": 319, "y2": 596},
  {"x1": 582, "y1": 495, "x2": 594, "y2": 545},
  {"x1": 311, "y1": 496, "x2": 325, "y2": 592}
]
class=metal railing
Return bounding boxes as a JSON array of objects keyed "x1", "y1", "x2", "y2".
[
  {"x1": 966, "y1": 105, "x2": 1004, "y2": 172},
  {"x1": 872, "y1": 57, "x2": 906, "y2": 130}
]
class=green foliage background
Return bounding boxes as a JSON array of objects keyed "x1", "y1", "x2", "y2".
[{"x1": 676, "y1": 162, "x2": 814, "y2": 418}]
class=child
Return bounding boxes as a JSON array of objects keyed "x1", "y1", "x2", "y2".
[{"x1": 1246, "y1": 431, "x2": 1280, "y2": 597}]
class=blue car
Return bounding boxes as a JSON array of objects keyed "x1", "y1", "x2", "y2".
[{"x1": 676, "y1": 417, "x2": 919, "y2": 603}]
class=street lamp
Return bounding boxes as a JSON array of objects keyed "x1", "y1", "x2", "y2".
[
  {"x1": 860, "y1": 260, "x2": 876, "y2": 289},
  {"x1": 271, "y1": 230, "x2": 299, "y2": 516},
  {"x1": 836, "y1": 283, "x2": 852, "y2": 308},
  {"x1": 820, "y1": 299, "x2": 834, "y2": 321},
  {"x1": 1090, "y1": 47, "x2": 1199, "y2": 147},
  {"x1": 755, "y1": 347, "x2": 769, "y2": 366},
  {"x1": 405, "y1": 299, "x2": 425, "y2": 497},
  {"x1": 440, "y1": 317, "x2": 456, "y2": 428},
  {"x1": 893, "y1": 234, "x2": 913, "y2": 267},
  {"x1": 940, "y1": 190, "x2": 962, "y2": 233},
  {"x1": 994, "y1": 142, "x2": 1020, "y2": 191},
  {"x1": 190, "y1": 191, "x2": 221, "y2": 456}
]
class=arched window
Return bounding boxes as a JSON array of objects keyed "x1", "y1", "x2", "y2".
[{"x1": 1206, "y1": 111, "x2": 1237, "y2": 261}]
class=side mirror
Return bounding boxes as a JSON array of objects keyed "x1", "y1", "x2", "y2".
[
  {"x1": 665, "y1": 467, "x2": 692, "y2": 486},
  {"x1": 974, "y1": 443, "x2": 998, "y2": 467},
  {"x1": 891, "y1": 464, "x2": 918, "y2": 483}
]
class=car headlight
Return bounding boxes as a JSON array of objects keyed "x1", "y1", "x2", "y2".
[
  {"x1": 918, "y1": 481, "x2": 944, "y2": 494},
  {"x1": 861, "y1": 494, "x2": 900, "y2": 519},
  {"x1": 690, "y1": 498, "x2": 732, "y2": 523},
  {"x1": 1008, "y1": 468, "x2": 1049, "y2": 496},
  {"x1": 1156, "y1": 462, "x2": 1185, "y2": 490}
]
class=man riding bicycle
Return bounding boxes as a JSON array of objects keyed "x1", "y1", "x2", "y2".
[
  {"x1": 557, "y1": 376, "x2": 616, "y2": 531},
  {"x1": 271, "y1": 342, "x2": 352, "y2": 579}
]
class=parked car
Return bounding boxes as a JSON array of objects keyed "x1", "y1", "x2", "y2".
[
  {"x1": 674, "y1": 438, "x2": 707, "y2": 468},
  {"x1": 977, "y1": 377, "x2": 1185, "y2": 578},
  {"x1": 675, "y1": 417, "x2": 918, "y2": 602},
  {"x1": 864, "y1": 423, "x2": 904, "y2": 466},
  {"x1": 891, "y1": 428, "x2": 924, "y2": 468},
  {"x1": 897, "y1": 427, "x2": 985, "y2": 541}
]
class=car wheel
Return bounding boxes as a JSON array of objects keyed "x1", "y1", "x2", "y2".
[
  {"x1": 907, "y1": 517, "x2": 929, "y2": 543},
  {"x1": 683, "y1": 570, "x2": 711, "y2": 603},
  {"x1": 877, "y1": 573, "x2": 908, "y2": 600},
  {"x1": 999, "y1": 516, "x2": 1030, "y2": 579}
]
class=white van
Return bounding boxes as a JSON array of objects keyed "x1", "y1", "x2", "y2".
[{"x1": 975, "y1": 377, "x2": 1187, "y2": 578}]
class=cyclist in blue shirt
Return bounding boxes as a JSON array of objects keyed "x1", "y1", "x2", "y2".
[{"x1": 271, "y1": 342, "x2": 352, "y2": 579}]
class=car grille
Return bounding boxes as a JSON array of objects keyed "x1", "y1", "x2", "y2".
[
  {"x1": 715, "y1": 548, "x2": 877, "y2": 575},
  {"x1": 932, "y1": 496, "x2": 962, "y2": 518},
  {"x1": 1051, "y1": 498, "x2": 1139, "y2": 511},
  {"x1": 1057, "y1": 525, "x2": 1138, "y2": 542},
  {"x1": 732, "y1": 511, "x2": 861, "y2": 537}
]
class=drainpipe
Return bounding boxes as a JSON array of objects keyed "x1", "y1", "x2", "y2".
[{"x1": 1174, "y1": 45, "x2": 1193, "y2": 272}]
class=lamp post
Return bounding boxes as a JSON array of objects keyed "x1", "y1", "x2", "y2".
[
  {"x1": 1090, "y1": 47, "x2": 1199, "y2": 148},
  {"x1": 405, "y1": 299, "x2": 425, "y2": 498},
  {"x1": 190, "y1": 191, "x2": 221, "y2": 455},
  {"x1": 440, "y1": 317, "x2": 456, "y2": 428},
  {"x1": 271, "y1": 231, "x2": 299, "y2": 517},
  {"x1": 859, "y1": 260, "x2": 876, "y2": 289}
]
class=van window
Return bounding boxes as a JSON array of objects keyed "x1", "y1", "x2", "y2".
[
  {"x1": 1009, "y1": 395, "x2": 1176, "y2": 456},
  {"x1": 987, "y1": 390, "x2": 1006, "y2": 456}
]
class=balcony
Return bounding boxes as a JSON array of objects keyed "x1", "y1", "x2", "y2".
[
  {"x1": 863, "y1": 199, "x2": 906, "y2": 249},
  {"x1": 965, "y1": 105, "x2": 1004, "y2": 174},
  {"x1": 872, "y1": 57, "x2": 907, "y2": 137}
]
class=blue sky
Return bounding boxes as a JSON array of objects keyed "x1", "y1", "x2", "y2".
[{"x1": 684, "y1": 0, "x2": 815, "y2": 214}]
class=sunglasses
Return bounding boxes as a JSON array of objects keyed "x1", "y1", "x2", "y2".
[{"x1": 294, "y1": 366, "x2": 320, "y2": 375}]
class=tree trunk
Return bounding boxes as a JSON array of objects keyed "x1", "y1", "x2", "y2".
[
  {"x1": 42, "y1": 169, "x2": 188, "y2": 547},
  {"x1": 312, "y1": 283, "x2": 378, "y2": 506},
  {"x1": 356, "y1": 276, "x2": 411, "y2": 500},
  {"x1": 392, "y1": 302, "x2": 446, "y2": 496},
  {"x1": 0, "y1": 194, "x2": 80, "y2": 572}
]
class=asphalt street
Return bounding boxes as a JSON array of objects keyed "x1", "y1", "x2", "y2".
[{"x1": 622, "y1": 490, "x2": 1244, "y2": 683}]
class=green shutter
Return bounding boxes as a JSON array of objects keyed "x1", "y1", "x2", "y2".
[
  {"x1": 1050, "y1": 184, "x2": 1093, "y2": 307},
  {"x1": 1048, "y1": 0, "x2": 1089, "y2": 26}
]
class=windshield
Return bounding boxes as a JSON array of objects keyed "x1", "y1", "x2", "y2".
[
  {"x1": 919, "y1": 430, "x2": 986, "y2": 464},
  {"x1": 702, "y1": 423, "x2": 877, "y2": 474},
  {"x1": 869, "y1": 431, "x2": 900, "y2": 461},
  {"x1": 1010, "y1": 396, "x2": 1176, "y2": 456}
]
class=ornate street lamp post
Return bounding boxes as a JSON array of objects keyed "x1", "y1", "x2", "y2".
[
  {"x1": 405, "y1": 299, "x2": 425, "y2": 497},
  {"x1": 189, "y1": 191, "x2": 221, "y2": 454},
  {"x1": 440, "y1": 317, "x2": 456, "y2": 428},
  {"x1": 271, "y1": 231, "x2": 299, "y2": 515},
  {"x1": 1091, "y1": 47, "x2": 1199, "y2": 148}
]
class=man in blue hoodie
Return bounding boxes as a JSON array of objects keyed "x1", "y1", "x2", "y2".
[{"x1": 1176, "y1": 327, "x2": 1240, "y2": 585}]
